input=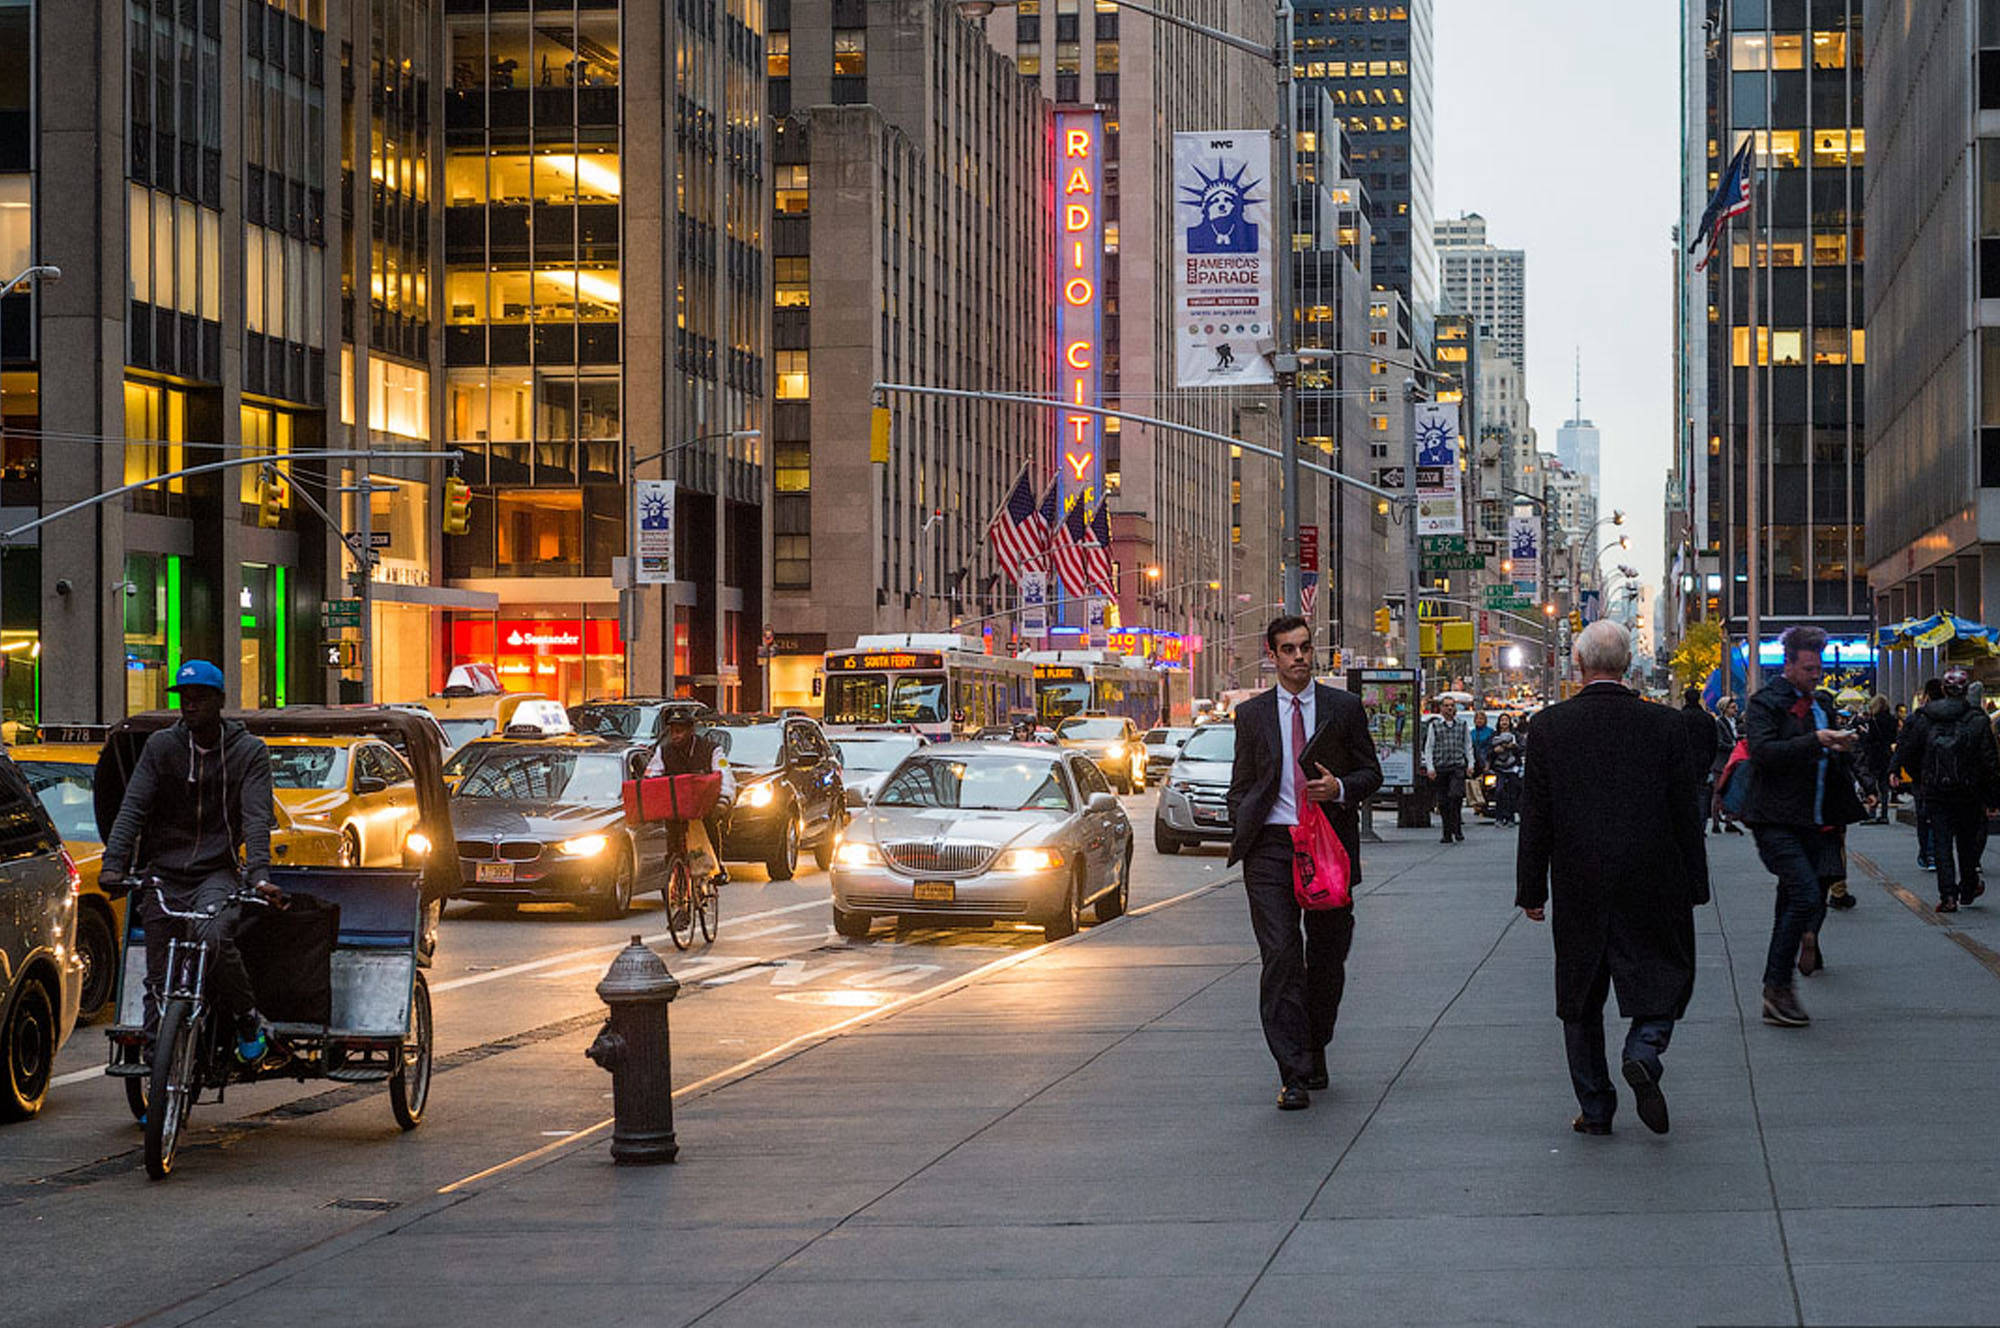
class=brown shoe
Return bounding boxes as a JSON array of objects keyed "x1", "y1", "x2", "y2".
[{"x1": 1762, "y1": 985, "x2": 1810, "y2": 1027}]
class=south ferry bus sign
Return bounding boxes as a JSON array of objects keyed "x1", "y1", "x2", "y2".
[{"x1": 826, "y1": 651, "x2": 945, "y2": 671}]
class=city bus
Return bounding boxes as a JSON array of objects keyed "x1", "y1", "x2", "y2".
[
  {"x1": 820, "y1": 634, "x2": 1034, "y2": 740},
  {"x1": 1024, "y1": 651, "x2": 1167, "y2": 730}
]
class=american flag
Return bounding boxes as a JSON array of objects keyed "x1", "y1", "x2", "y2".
[
  {"x1": 985, "y1": 468, "x2": 1051, "y2": 585},
  {"x1": 1300, "y1": 571, "x2": 1319, "y2": 617},
  {"x1": 1690, "y1": 139, "x2": 1753, "y2": 271},
  {"x1": 1086, "y1": 500, "x2": 1116, "y2": 596},
  {"x1": 1050, "y1": 495, "x2": 1093, "y2": 592}
]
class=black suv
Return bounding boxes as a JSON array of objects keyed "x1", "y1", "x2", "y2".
[{"x1": 703, "y1": 714, "x2": 845, "y2": 880}]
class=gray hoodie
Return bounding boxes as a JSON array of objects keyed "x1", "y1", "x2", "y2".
[{"x1": 102, "y1": 717, "x2": 276, "y2": 883}]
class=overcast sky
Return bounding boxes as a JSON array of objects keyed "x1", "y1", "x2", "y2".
[{"x1": 1432, "y1": 0, "x2": 1680, "y2": 604}]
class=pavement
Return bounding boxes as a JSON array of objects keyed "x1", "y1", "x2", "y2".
[{"x1": 134, "y1": 813, "x2": 2000, "y2": 1328}]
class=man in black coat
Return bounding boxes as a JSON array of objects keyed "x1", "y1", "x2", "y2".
[
  {"x1": 1517, "y1": 622, "x2": 1708, "y2": 1136},
  {"x1": 1680, "y1": 687, "x2": 1720, "y2": 791},
  {"x1": 1891, "y1": 667, "x2": 2000, "y2": 913},
  {"x1": 1227, "y1": 615, "x2": 1383, "y2": 1110}
]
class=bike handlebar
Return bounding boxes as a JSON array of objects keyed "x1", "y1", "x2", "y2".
[{"x1": 124, "y1": 878, "x2": 277, "y2": 920}]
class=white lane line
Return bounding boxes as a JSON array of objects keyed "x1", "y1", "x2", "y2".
[
  {"x1": 54, "y1": 1065, "x2": 107, "y2": 1088},
  {"x1": 429, "y1": 896, "x2": 829, "y2": 993}
]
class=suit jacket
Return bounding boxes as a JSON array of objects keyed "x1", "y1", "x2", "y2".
[
  {"x1": 1227, "y1": 683, "x2": 1384, "y2": 879},
  {"x1": 1515, "y1": 682, "x2": 1709, "y2": 1022}
]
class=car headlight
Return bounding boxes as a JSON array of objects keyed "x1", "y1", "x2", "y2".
[
  {"x1": 994, "y1": 847, "x2": 1064, "y2": 872},
  {"x1": 556, "y1": 833, "x2": 610, "y2": 858},
  {"x1": 404, "y1": 830, "x2": 433, "y2": 857},
  {"x1": 835, "y1": 840, "x2": 883, "y2": 867},
  {"x1": 292, "y1": 810, "x2": 333, "y2": 827},
  {"x1": 743, "y1": 782, "x2": 777, "y2": 808}
]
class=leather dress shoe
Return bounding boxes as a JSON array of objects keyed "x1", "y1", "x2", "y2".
[
  {"x1": 1277, "y1": 1083, "x2": 1311, "y2": 1111},
  {"x1": 1302, "y1": 1051, "x2": 1329, "y2": 1092},
  {"x1": 1621, "y1": 1059, "x2": 1670, "y2": 1135},
  {"x1": 1571, "y1": 1114, "x2": 1612, "y2": 1136}
]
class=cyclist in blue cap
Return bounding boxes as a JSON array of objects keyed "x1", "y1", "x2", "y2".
[{"x1": 102, "y1": 660, "x2": 280, "y2": 1064}]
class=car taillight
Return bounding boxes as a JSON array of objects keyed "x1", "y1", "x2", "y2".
[{"x1": 60, "y1": 848, "x2": 80, "y2": 896}]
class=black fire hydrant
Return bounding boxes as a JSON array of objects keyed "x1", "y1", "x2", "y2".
[{"x1": 585, "y1": 936, "x2": 681, "y2": 1164}]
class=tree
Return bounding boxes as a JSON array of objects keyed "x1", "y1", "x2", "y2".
[{"x1": 1670, "y1": 619, "x2": 1724, "y2": 690}]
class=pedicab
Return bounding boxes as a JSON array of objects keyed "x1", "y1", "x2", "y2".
[{"x1": 93, "y1": 707, "x2": 460, "y2": 1179}]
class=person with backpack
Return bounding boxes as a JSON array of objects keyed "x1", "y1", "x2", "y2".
[{"x1": 1892, "y1": 667, "x2": 2000, "y2": 913}]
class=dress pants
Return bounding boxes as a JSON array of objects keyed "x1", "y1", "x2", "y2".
[
  {"x1": 1928, "y1": 794, "x2": 1986, "y2": 904},
  {"x1": 137, "y1": 867, "x2": 257, "y2": 1032},
  {"x1": 1434, "y1": 768, "x2": 1465, "y2": 839},
  {"x1": 1243, "y1": 825, "x2": 1355, "y2": 1085},
  {"x1": 1563, "y1": 955, "x2": 1674, "y2": 1125},
  {"x1": 1752, "y1": 825, "x2": 1843, "y2": 990}
]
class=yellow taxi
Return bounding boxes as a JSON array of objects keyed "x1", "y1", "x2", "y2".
[
  {"x1": 1054, "y1": 713, "x2": 1148, "y2": 793},
  {"x1": 10, "y1": 736, "x2": 345, "y2": 1021},
  {"x1": 265, "y1": 735, "x2": 424, "y2": 868}
]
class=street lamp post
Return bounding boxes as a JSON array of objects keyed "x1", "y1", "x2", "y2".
[{"x1": 624, "y1": 428, "x2": 759, "y2": 699}]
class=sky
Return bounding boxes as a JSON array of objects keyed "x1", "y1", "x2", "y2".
[{"x1": 1432, "y1": 0, "x2": 1681, "y2": 607}]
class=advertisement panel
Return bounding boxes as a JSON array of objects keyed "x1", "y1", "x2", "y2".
[
  {"x1": 634, "y1": 479, "x2": 675, "y2": 585},
  {"x1": 1508, "y1": 514, "x2": 1541, "y2": 595},
  {"x1": 1019, "y1": 569, "x2": 1048, "y2": 638},
  {"x1": 1056, "y1": 109, "x2": 1105, "y2": 509},
  {"x1": 1348, "y1": 667, "x2": 1419, "y2": 792},
  {"x1": 1412, "y1": 402, "x2": 1462, "y2": 536},
  {"x1": 1172, "y1": 131, "x2": 1276, "y2": 387}
]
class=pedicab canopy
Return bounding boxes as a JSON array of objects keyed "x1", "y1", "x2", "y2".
[{"x1": 91, "y1": 706, "x2": 462, "y2": 905}]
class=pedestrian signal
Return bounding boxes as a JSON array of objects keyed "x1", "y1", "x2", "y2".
[
  {"x1": 322, "y1": 639, "x2": 359, "y2": 669},
  {"x1": 442, "y1": 477, "x2": 473, "y2": 536},
  {"x1": 255, "y1": 471, "x2": 284, "y2": 529},
  {"x1": 1373, "y1": 606, "x2": 1392, "y2": 635}
]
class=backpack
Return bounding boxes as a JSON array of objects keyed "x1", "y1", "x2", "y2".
[
  {"x1": 1925, "y1": 714, "x2": 1978, "y2": 794},
  {"x1": 1716, "y1": 738, "x2": 1752, "y2": 817}
]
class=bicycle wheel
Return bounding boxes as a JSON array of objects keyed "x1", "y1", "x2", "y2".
[
  {"x1": 389, "y1": 972, "x2": 433, "y2": 1130},
  {"x1": 664, "y1": 857, "x2": 696, "y2": 951},
  {"x1": 144, "y1": 998, "x2": 199, "y2": 1180},
  {"x1": 698, "y1": 866, "x2": 719, "y2": 942}
]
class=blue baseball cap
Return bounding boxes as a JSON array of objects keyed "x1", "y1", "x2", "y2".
[{"x1": 167, "y1": 660, "x2": 227, "y2": 692}]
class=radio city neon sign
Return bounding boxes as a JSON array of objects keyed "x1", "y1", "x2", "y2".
[{"x1": 1056, "y1": 110, "x2": 1103, "y2": 502}]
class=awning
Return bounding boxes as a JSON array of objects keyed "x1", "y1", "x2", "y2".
[{"x1": 1877, "y1": 615, "x2": 2000, "y2": 653}]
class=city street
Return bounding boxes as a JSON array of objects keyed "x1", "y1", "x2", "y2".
[{"x1": 9, "y1": 796, "x2": 2000, "y2": 1327}]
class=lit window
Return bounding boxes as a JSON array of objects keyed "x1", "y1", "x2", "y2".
[
  {"x1": 775, "y1": 350, "x2": 810, "y2": 400},
  {"x1": 1811, "y1": 30, "x2": 1847, "y2": 69},
  {"x1": 768, "y1": 30, "x2": 790, "y2": 77},
  {"x1": 774, "y1": 257, "x2": 810, "y2": 308},
  {"x1": 1771, "y1": 33, "x2": 1803, "y2": 69},
  {"x1": 1730, "y1": 33, "x2": 1766, "y2": 70},
  {"x1": 833, "y1": 29, "x2": 865, "y2": 76},
  {"x1": 775, "y1": 164, "x2": 809, "y2": 215}
]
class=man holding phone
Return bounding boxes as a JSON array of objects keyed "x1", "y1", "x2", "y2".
[{"x1": 1741, "y1": 625, "x2": 1867, "y2": 1028}]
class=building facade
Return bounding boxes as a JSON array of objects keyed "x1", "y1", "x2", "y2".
[
  {"x1": 1694, "y1": 0, "x2": 1869, "y2": 655},
  {"x1": 1436, "y1": 210, "x2": 1524, "y2": 371}
]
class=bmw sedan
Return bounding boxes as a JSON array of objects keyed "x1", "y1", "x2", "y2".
[
  {"x1": 448, "y1": 737, "x2": 660, "y2": 919},
  {"x1": 830, "y1": 743, "x2": 1133, "y2": 940},
  {"x1": 1153, "y1": 722, "x2": 1235, "y2": 854}
]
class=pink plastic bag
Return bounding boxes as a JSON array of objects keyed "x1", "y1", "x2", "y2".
[{"x1": 1291, "y1": 801, "x2": 1353, "y2": 910}]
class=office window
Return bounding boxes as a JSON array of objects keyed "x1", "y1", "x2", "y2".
[
  {"x1": 774, "y1": 350, "x2": 809, "y2": 400},
  {"x1": 1770, "y1": 34, "x2": 1803, "y2": 69},
  {"x1": 1811, "y1": 328, "x2": 1848, "y2": 365},
  {"x1": 1813, "y1": 128, "x2": 1863, "y2": 166},
  {"x1": 767, "y1": 30, "x2": 790, "y2": 77},
  {"x1": 1812, "y1": 230, "x2": 1848, "y2": 264},
  {"x1": 239, "y1": 403, "x2": 294, "y2": 508},
  {"x1": 774, "y1": 164, "x2": 808, "y2": 215},
  {"x1": 774, "y1": 256, "x2": 809, "y2": 308},
  {"x1": 1811, "y1": 30, "x2": 1846, "y2": 68},
  {"x1": 122, "y1": 378, "x2": 188, "y2": 499},
  {"x1": 832, "y1": 29, "x2": 865, "y2": 76}
]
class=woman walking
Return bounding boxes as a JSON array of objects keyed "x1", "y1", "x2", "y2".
[
  {"x1": 1710, "y1": 696, "x2": 1745, "y2": 834},
  {"x1": 1860, "y1": 694, "x2": 1898, "y2": 823},
  {"x1": 1488, "y1": 715, "x2": 1523, "y2": 826}
]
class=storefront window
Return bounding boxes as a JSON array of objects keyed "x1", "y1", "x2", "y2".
[
  {"x1": 495, "y1": 488, "x2": 582, "y2": 574},
  {"x1": 448, "y1": 613, "x2": 622, "y2": 703},
  {"x1": 123, "y1": 552, "x2": 174, "y2": 715},
  {"x1": 123, "y1": 378, "x2": 189, "y2": 516}
]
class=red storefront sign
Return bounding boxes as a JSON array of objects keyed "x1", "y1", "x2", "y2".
[{"x1": 451, "y1": 618, "x2": 623, "y2": 688}]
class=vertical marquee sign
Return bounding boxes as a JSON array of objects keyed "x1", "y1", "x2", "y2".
[{"x1": 1055, "y1": 108, "x2": 1104, "y2": 523}]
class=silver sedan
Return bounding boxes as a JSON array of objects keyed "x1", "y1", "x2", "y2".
[{"x1": 830, "y1": 742, "x2": 1134, "y2": 940}]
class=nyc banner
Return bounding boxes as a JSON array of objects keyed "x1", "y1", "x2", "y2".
[{"x1": 1172, "y1": 131, "x2": 1276, "y2": 388}]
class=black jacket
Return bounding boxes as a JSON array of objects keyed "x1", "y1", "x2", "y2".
[
  {"x1": 1680, "y1": 701, "x2": 1720, "y2": 785},
  {"x1": 1516, "y1": 682, "x2": 1709, "y2": 1021},
  {"x1": 1740, "y1": 676, "x2": 1866, "y2": 829},
  {"x1": 1226, "y1": 683, "x2": 1383, "y2": 878},
  {"x1": 1861, "y1": 709, "x2": 1899, "y2": 774},
  {"x1": 1892, "y1": 696, "x2": 2000, "y2": 802},
  {"x1": 102, "y1": 717, "x2": 276, "y2": 882}
]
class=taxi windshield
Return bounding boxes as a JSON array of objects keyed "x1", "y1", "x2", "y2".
[
  {"x1": 875, "y1": 755, "x2": 1072, "y2": 812},
  {"x1": 456, "y1": 751, "x2": 627, "y2": 805},
  {"x1": 570, "y1": 704, "x2": 653, "y2": 739},
  {"x1": 269, "y1": 746, "x2": 349, "y2": 790},
  {"x1": 17, "y1": 761, "x2": 100, "y2": 842},
  {"x1": 1057, "y1": 718, "x2": 1125, "y2": 741}
]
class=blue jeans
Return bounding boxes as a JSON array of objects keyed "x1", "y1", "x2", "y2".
[
  {"x1": 1752, "y1": 825, "x2": 1843, "y2": 990},
  {"x1": 1563, "y1": 956, "x2": 1674, "y2": 1124}
]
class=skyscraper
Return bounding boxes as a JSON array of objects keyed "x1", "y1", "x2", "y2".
[
  {"x1": 1294, "y1": 0, "x2": 1435, "y2": 339},
  {"x1": 1436, "y1": 211, "x2": 1525, "y2": 372}
]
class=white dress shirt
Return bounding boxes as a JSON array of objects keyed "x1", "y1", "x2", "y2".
[{"x1": 1270, "y1": 682, "x2": 1316, "y2": 827}]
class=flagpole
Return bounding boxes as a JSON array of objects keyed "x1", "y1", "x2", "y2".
[{"x1": 1744, "y1": 143, "x2": 1763, "y2": 697}]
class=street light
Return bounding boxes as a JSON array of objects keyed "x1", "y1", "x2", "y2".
[
  {"x1": 959, "y1": 0, "x2": 1303, "y2": 615},
  {"x1": 0, "y1": 264, "x2": 59, "y2": 704},
  {"x1": 623, "y1": 427, "x2": 761, "y2": 698}
]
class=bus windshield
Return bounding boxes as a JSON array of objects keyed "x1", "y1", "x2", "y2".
[
  {"x1": 889, "y1": 675, "x2": 947, "y2": 725},
  {"x1": 1038, "y1": 680, "x2": 1091, "y2": 721}
]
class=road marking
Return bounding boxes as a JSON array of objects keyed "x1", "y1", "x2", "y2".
[
  {"x1": 437, "y1": 875, "x2": 1233, "y2": 1197},
  {"x1": 428, "y1": 896, "x2": 829, "y2": 993},
  {"x1": 1849, "y1": 847, "x2": 2000, "y2": 981},
  {"x1": 53, "y1": 1065, "x2": 105, "y2": 1088}
]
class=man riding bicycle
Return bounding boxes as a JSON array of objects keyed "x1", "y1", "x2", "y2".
[
  {"x1": 644, "y1": 704, "x2": 734, "y2": 885},
  {"x1": 100, "y1": 660, "x2": 280, "y2": 1064}
]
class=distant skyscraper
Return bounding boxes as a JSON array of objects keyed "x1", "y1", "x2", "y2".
[
  {"x1": 1436, "y1": 211, "x2": 1526, "y2": 372},
  {"x1": 1294, "y1": 0, "x2": 1436, "y2": 340},
  {"x1": 1554, "y1": 354, "x2": 1600, "y2": 488}
]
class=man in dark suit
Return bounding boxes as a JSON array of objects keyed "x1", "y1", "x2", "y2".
[
  {"x1": 1228, "y1": 615, "x2": 1384, "y2": 1110},
  {"x1": 1517, "y1": 621, "x2": 1709, "y2": 1136}
]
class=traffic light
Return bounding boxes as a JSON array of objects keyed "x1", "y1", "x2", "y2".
[
  {"x1": 1373, "y1": 606, "x2": 1392, "y2": 635},
  {"x1": 442, "y1": 476, "x2": 472, "y2": 536},
  {"x1": 1568, "y1": 610, "x2": 1584, "y2": 632},
  {"x1": 255, "y1": 469, "x2": 284, "y2": 529},
  {"x1": 870, "y1": 406, "x2": 891, "y2": 463},
  {"x1": 321, "y1": 639, "x2": 359, "y2": 669}
]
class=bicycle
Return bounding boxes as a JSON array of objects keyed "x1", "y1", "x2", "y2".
[{"x1": 662, "y1": 817, "x2": 720, "y2": 950}]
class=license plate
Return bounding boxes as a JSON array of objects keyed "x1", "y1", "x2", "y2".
[
  {"x1": 912, "y1": 880, "x2": 955, "y2": 903},
  {"x1": 476, "y1": 862, "x2": 516, "y2": 883}
]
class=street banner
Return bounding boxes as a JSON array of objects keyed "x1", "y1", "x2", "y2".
[
  {"x1": 635, "y1": 479, "x2": 675, "y2": 584},
  {"x1": 1413, "y1": 402, "x2": 1462, "y2": 536},
  {"x1": 1579, "y1": 588, "x2": 1601, "y2": 624},
  {"x1": 1172, "y1": 131, "x2": 1276, "y2": 388},
  {"x1": 1508, "y1": 514, "x2": 1540, "y2": 595},
  {"x1": 1301, "y1": 571, "x2": 1319, "y2": 617},
  {"x1": 1019, "y1": 569, "x2": 1048, "y2": 637},
  {"x1": 1299, "y1": 524, "x2": 1320, "y2": 572},
  {"x1": 1087, "y1": 596, "x2": 1108, "y2": 649}
]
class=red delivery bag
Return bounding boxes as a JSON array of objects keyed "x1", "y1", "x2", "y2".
[
  {"x1": 621, "y1": 772, "x2": 723, "y2": 823},
  {"x1": 1290, "y1": 801, "x2": 1353, "y2": 910}
]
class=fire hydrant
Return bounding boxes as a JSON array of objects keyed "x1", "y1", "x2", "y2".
[{"x1": 585, "y1": 936, "x2": 681, "y2": 1164}]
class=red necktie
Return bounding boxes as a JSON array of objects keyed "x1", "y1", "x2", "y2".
[{"x1": 1291, "y1": 694, "x2": 1309, "y2": 816}]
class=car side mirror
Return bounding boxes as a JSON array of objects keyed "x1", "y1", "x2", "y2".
[
  {"x1": 1087, "y1": 791, "x2": 1120, "y2": 813},
  {"x1": 354, "y1": 774, "x2": 389, "y2": 796}
]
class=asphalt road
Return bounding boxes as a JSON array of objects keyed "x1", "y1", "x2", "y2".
[{"x1": 0, "y1": 790, "x2": 1232, "y2": 1328}]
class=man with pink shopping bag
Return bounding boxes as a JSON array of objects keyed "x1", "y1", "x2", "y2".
[{"x1": 1227, "y1": 616, "x2": 1382, "y2": 1111}]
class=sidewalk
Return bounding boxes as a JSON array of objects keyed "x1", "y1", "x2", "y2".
[{"x1": 154, "y1": 818, "x2": 2000, "y2": 1327}]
